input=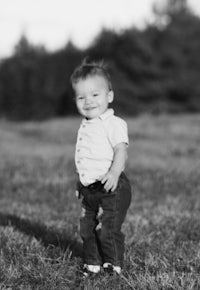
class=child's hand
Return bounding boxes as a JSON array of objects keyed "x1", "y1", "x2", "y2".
[{"x1": 100, "y1": 170, "x2": 120, "y2": 192}]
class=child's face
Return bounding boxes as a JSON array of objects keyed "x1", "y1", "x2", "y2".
[{"x1": 74, "y1": 75, "x2": 114, "y2": 120}]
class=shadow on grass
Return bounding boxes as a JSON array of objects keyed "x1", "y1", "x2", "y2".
[{"x1": 0, "y1": 212, "x2": 83, "y2": 258}]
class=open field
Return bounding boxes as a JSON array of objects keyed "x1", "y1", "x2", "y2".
[{"x1": 0, "y1": 114, "x2": 200, "y2": 289}]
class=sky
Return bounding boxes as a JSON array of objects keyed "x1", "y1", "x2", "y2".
[{"x1": 0, "y1": 0, "x2": 200, "y2": 58}]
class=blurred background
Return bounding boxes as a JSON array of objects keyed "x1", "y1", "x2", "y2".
[{"x1": 0, "y1": 0, "x2": 200, "y2": 120}]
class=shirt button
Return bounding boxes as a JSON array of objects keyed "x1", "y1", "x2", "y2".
[
  {"x1": 81, "y1": 173, "x2": 85, "y2": 177},
  {"x1": 77, "y1": 160, "x2": 81, "y2": 164},
  {"x1": 77, "y1": 149, "x2": 80, "y2": 152},
  {"x1": 82, "y1": 125, "x2": 86, "y2": 128},
  {"x1": 79, "y1": 137, "x2": 82, "y2": 141}
]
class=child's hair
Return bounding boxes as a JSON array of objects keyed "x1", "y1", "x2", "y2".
[{"x1": 71, "y1": 57, "x2": 113, "y2": 90}]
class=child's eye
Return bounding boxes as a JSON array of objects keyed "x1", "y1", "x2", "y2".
[{"x1": 77, "y1": 96, "x2": 84, "y2": 100}]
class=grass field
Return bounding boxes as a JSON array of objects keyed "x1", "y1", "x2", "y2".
[{"x1": 0, "y1": 114, "x2": 200, "y2": 289}]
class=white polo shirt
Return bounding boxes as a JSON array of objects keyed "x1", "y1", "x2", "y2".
[{"x1": 75, "y1": 109, "x2": 129, "y2": 186}]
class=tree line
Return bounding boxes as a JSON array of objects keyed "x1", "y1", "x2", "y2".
[{"x1": 0, "y1": 0, "x2": 200, "y2": 120}]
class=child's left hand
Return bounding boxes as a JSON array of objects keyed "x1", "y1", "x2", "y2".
[{"x1": 100, "y1": 170, "x2": 120, "y2": 192}]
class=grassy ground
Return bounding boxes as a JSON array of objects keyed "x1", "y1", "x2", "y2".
[{"x1": 0, "y1": 114, "x2": 200, "y2": 289}]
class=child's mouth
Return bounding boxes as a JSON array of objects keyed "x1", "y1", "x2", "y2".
[{"x1": 85, "y1": 107, "x2": 97, "y2": 111}]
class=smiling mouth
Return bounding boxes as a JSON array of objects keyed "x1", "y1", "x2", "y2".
[{"x1": 84, "y1": 107, "x2": 97, "y2": 111}]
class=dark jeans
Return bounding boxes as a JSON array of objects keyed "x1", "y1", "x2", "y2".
[{"x1": 78, "y1": 172, "x2": 132, "y2": 267}]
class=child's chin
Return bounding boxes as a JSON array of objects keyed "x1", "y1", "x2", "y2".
[{"x1": 85, "y1": 112, "x2": 98, "y2": 119}]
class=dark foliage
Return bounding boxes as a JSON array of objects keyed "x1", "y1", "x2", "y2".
[{"x1": 0, "y1": 0, "x2": 200, "y2": 120}]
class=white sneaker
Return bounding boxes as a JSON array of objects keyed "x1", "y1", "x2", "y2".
[
  {"x1": 82, "y1": 264, "x2": 101, "y2": 278},
  {"x1": 103, "y1": 263, "x2": 121, "y2": 274}
]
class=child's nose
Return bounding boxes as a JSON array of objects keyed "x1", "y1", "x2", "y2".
[{"x1": 85, "y1": 96, "x2": 92, "y2": 104}]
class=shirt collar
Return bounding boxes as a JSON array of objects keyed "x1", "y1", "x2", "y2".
[
  {"x1": 82, "y1": 109, "x2": 114, "y2": 124},
  {"x1": 99, "y1": 109, "x2": 114, "y2": 120}
]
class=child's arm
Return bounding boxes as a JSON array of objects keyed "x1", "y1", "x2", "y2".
[{"x1": 100, "y1": 142, "x2": 128, "y2": 192}]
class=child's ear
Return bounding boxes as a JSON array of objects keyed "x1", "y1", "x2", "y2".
[{"x1": 108, "y1": 90, "x2": 114, "y2": 103}]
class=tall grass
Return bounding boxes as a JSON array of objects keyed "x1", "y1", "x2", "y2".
[{"x1": 0, "y1": 114, "x2": 200, "y2": 289}]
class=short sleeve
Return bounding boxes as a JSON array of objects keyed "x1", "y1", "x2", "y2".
[{"x1": 104, "y1": 116, "x2": 129, "y2": 148}]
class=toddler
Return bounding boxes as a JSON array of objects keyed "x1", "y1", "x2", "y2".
[{"x1": 71, "y1": 58, "x2": 132, "y2": 277}]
